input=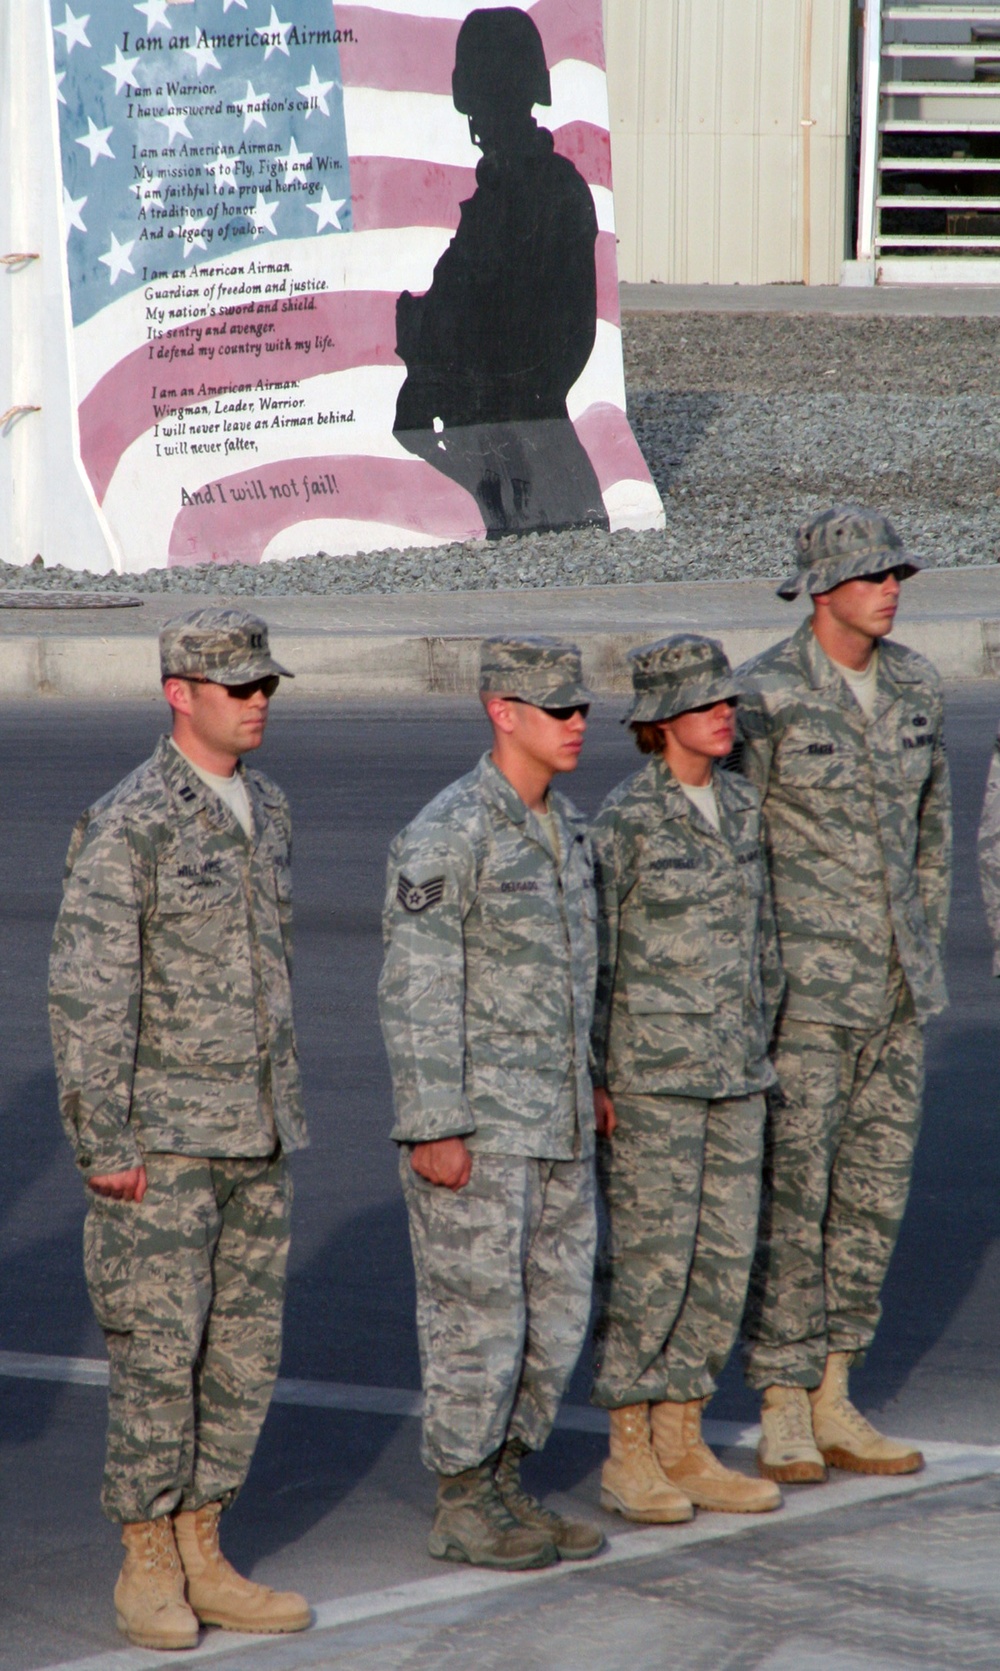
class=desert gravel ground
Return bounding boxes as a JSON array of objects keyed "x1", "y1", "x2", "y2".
[{"x1": 8, "y1": 310, "x2": 998, "y2": 595}]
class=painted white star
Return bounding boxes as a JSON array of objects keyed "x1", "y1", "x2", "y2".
[
  {"x1": 102, "y1": 45, "x2": 141, "y2": 94},
  {"x1": 296, "y1": 65, "x2": 335, "y2": 119},
  {"x1": 134, "y1": 0, "x2": 172, "y2": 30},
  {"x1": 248, "y1": 192, "x2": 279, "y2": 236},
  {"x1": 262, "y1": 6, "x2": 292, "y2": 59},
  {"x1": 62, "y1": 188, "x2": 87, "y2": 235},
  {"x1": 177, "y1": 213, "x2": 208, "y2": 254},
  {"x1": 307, "y1": 187, "x2": 346, "y2": 232},
  {"x1": 239, "y1": 81, "x2": 269, "y2": 133},
  {"x1": 55, "y1": 71, "x2": 67, "y2": 106},
  {"x1": 99, "y1": 233, "x2": 136, "y2": 285},
  {"x1": 279, "y1": 135, "x2": 311, "y2": 185},
  {"x1": 205, "y1": 146, "x2": 237, "y2": 193},
  {"x1": 130, "y1": 173, "x2": 163, "y2": 207},
  {"x1": 184, "y1": 39, "x2": 221, "y2": 76},
  {"x1": 75, "y1": 117, "x2": 114, "y2": 165},
  {"x1": 223, "y1": 0, "x2": 247, "y2": 9},
  {"x1": 155, "y1": 108, "x2": 192, "y2": 143},
  {"x1": 53, "y1": 6, "x2": 90, "y2": 54}
]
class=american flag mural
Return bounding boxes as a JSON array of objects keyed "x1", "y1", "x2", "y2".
[{"x1": 51, "y1": 0, "x2": 663, "y2": 572}]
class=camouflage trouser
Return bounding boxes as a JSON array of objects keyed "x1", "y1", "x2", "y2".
[
  {"x1": 742, "y1": 989, "x2": 924, "y2": 1390},
  {"x1": 399, "y1": 1151, "x2": 597, "y2": 1474},
  {"x1": 83, "y1": 1150, "x2": 292, "y2": 1523},
  {"x1": 592, "y1": 1093, "x2": 765, "y2": 1408}
]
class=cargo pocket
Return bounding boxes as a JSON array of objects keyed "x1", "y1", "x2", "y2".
[{"x1": 83, "y1": 1196, "x2": 138, "y2": 1336}]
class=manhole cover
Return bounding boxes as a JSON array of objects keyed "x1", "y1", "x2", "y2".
[{"x1": 0, "y1": 591, "x2": 144, "y2": 609}]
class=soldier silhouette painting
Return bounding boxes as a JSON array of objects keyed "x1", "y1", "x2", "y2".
[{"x1": 393, "y1": 7, "x2": 609, "y2": 537}]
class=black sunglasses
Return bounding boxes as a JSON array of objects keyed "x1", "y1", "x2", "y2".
[
  {"x1": 184, "y1": 675, "x2": 280, "y2": 700},
  {"x1": 507, "y1": 698, "x2": 590, "y2": 721}
]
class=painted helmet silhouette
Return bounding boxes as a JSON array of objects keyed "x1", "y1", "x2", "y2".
[{"x1": 452, "y1": 7, "x2": 552, "y2": 116}]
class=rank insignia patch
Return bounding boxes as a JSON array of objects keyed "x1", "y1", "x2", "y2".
[{"x1": 397, "y1": 874, "x2": 446, "y2": 913}]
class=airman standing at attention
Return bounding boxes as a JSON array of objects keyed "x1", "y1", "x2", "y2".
[
  {"x1": 49, "y1": 608, "x2": 310, "y2": 1651},
  {"x1": 736, "y1": 509, "x2": 951, "y2": 1483},
  {"x1": 590, "y1": 636, "x2": 784, "y2": 1524},
  {"x1": 379, "y1": 637, "x2": 604, "y2": 1571}
]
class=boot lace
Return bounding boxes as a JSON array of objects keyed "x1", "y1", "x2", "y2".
[
  {"x1": 827, "y1": 1391, "x2": 881, "y2": 1443},
  {"x1": 774, "y1": 1393, "x2": 815, "y2": 1447},
  {"x1": 140, "y1": 1521, "x2": 181, "y2": 1575}
]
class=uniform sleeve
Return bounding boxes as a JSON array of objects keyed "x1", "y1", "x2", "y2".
[
  {"x1": 378, "y1": 826, "x2": 478, "y2": 1144},
  {"x1": 918, "y1": 700, "x2": 952, "y2": 959},
  {"x1": 978, "y1": 731, "x2": 1000, "y2": 975},
  {"x1": 48, "y1": 815, "x2": 148, "y2": 1179},
  {"x1": 589, "y1": 805, "x2": 633, "y2": 1090},
  {"x1": 734, "y1": 686, "x2": 775, "y2": 799}
]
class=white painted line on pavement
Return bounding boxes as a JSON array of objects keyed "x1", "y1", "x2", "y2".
[
  {"x1": 29, "y1": 1449, "x2": 1000, "y2": 1671},
  {"x1": 5, "y1": 1349, "x2": 999, "y2": 1461}
]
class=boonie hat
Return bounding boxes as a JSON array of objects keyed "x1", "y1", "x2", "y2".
[
  {"x1": 778, "y1": 507, "x2": 923, "y2": 601},
  {"x1": 159, "y1": 607, "x2": 293, "y2": 684},
  {"x1": 623, "y1": 634, "x2": 743, "y2": 725},
  {"x1": 479, "y1": 635, "x2": 591, "y2": 709}
]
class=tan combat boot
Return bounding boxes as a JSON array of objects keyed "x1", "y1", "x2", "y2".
[
  {"x1": 600, "y1": 1403, "x2": 694, "y2": 1524},
  {"x1": 809, "y1": 1353, "x2": 924, "y2": 1475},
  {"x1": 429, "y1": 1457, "x2": 558, "y2": 1568},
  {"x1": 114, "y1": 1518, "x2": 199, "y2": 1651},
  {"x1": 651, "y1": 1399, "x2": 782, "y2": 1513},
  {"x1": 494, "y1": 1437, "x2": 605, "y2": 1560},
  {"x1": 758, "y1": 1385, "x2": 827, "y2": 1484},
  {"x1": 173, "y1": 1503, "x2": 311, "y2": 1634}
]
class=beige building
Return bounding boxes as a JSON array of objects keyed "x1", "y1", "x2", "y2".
[{"x1": 607, "y1": 0, "x2": 1000, "y2": 286}]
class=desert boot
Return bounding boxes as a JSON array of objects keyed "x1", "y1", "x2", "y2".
[
  {"x1": 428, "y1": 1458, "x2": 558, "y2": 1569},
  {"x1": 600, "y1": 1403, "x2": 694, "y2": 1524},
  {"x1": 652, "y1": 1399, "x2": 782, "y2": 1513},
  {"x1": 758, "y1": 1385, "x2": 827, "y2": 1483},
  {"x1": 810, "y1": 1353, "x2": 924, "y2": 1475},
  {"x1": 495, "y1": 1437, "x2": 605, "y2": 1559},
  {"x1": 114, "y1": 1518, "x2": 199, "y2": 1651},
  {"x1": 173, "y1": 1503, "x2": 311, "y2": 1633}
]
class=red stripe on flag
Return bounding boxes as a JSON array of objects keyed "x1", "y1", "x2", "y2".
[
  {"x1": 573, "y1": 402, "x2": 651, "y2": 494},
  {"x1": 348, "y1": 125, "x2": 610, "y2": 233},
  {"x1": 337, "y1": 0, "x2": 605, "y2": 94},
  {"x1": 167, "y1": 455, "x2": 487, "y2": 565}
]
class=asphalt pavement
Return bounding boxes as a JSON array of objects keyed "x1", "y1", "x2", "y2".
[{"x1": 3, "y1": 690, "x2": 1000, "y2": 1670}]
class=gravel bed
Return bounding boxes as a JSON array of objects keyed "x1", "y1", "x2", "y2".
[{"x1": 9, "y1": 312, "x2": 999, "y2": 595}]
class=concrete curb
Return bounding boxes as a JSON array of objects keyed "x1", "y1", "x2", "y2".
[{"x1": 0, "y1": 614, "x2": 995, "y2": 700}]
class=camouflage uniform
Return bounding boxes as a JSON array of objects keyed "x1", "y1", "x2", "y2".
[
  {"x1": 737, "y1": 512, "x2": 951, "y2": 1390},
  {"x1": 49, "y1": 611, "x2": 306, "y2": 1524},
  {"x1": 379, "y1": 640, "x2": 598, "y2": 1475},
  {"x1": 590, "y1": 637, "x2": 784, "y2": 1410}
]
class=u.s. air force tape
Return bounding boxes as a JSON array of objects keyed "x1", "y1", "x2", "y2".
[{"x1": 397, "y1": 874, "x2": 446, "y2": 913}]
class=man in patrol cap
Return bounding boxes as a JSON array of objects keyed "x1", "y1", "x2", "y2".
[
  {"x1": 50, "y1": 608, "x2": 310, "y2": 1650},
  {"x1": 379, "y1": 636, "x2": 605, "y2": 1570},
  {"x1": 735, "y1": 509, "x2": 951, "y2": 1482}
]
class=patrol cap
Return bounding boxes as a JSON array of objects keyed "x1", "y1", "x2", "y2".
[
  {"x1": 623, "y1": 634, "x2": 743, "y2": 725},
  {"x1": 778, "y1": 506, "x2": 923, "y2": 601},
  {"x1": 479, "y1": 635, "x2": 591, "y2": 709},
  {"x1": 159, "y1": 606, "x2": 293, "y2": 684}
]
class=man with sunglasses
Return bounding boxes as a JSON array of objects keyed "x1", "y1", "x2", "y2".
[
  {"x1": 50, "y1": 608, "x2": 310, "y2": 1650},
  {"x1": 379, "y1": 636, "x2": 604, "y2": 1570},
  {"x1": 734, "y1": 509, "x2": 951, "y2": 1484}
]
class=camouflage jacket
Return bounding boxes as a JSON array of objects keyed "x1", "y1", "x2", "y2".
[
  {"x1": 378, "y1": 753, "x2": 598, "y2": 1159},
  {"x1": 976, "y1": 724, "x2": 1000, "y2": 976},
  {"x1": 49, "y1": 736, "x2": 307, "y2": 1179},
  {"x1": 590, "y1": 755, "x2": 783, "y2": 1099},
  {"x1": 736, "y1": 620, "x2": 951, "y2": 1027}
]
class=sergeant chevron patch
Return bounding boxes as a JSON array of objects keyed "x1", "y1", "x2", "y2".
[{"x1": 397, "y1": 874, "x2": 446, "y2": 913}]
